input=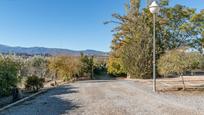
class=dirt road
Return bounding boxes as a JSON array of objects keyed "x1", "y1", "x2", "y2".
[{"x1": 1, "y1": 80, "x2": 204, "y2": 115}]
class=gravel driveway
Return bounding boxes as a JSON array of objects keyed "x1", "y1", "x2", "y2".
[{"x1": 1, "y1": 80, "x2": 204, "y2": 115}]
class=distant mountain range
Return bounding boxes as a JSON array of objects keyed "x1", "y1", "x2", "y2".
[{"x1": 0, "y1": 44, "x2": 108, "y2": 56}]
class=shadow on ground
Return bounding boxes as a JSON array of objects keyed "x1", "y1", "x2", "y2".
[{"x1": 1, "y1": 84, "x2": 81, "y2": 115}]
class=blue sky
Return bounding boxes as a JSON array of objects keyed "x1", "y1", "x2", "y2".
[{"x1": 0, "y1": 0, "x2": 203, "y2": 51}]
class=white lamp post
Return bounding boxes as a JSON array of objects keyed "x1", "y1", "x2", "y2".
[{"x1": 149, "y1": 1, "x2": 160, "y2": 92}]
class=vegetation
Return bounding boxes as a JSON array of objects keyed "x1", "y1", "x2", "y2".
[
  {"x1": 0, "y1": 0, "x2": 203, "y2": 97},
  {"x1": 119, "y1": 15, "x2": 153, "y2": 79},
  {"x1": 93, "y1": 56, "x2": 107, "y2": 75},
  {"x1": 0, "y1": 54, "x2": 107, "y2": 97},
  {"x1": 48, "y1": 55, "x2": 81, "y2": 81},
  {"x1": 25, "y1": 76, "x2": 44, "y2": 92},
  {"x1": 107, "y1": 52, "x2": 126, "y2": 77},
  {"x1": 21, "y1": 56, "x2": 48, "y2": 78},
  {"x1": 79, "y1": 54, "x2": 94, "y2": 79},
  {"x1": 107, "y1": 0, "x2": 204, "y2": 79},
  {"x1": 0, "y1": 56, "x2": 21, "y2": 96},
  {"x1": 158, "y1": 48, "x2": 203, "y2": 89}
]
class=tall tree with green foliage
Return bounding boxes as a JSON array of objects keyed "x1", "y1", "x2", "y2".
[
  {"x1": 107, "y1": 0, "x2": 142, "y2": 77},
  {"x1": 120, "y1": 17, "x2": 153, "y2": 78},
  {"x1": 79, "y1": 53, "x2": 94, "y2": 79},
  {"x1": 107, "y1": 0, "x2": 201, "y2": 78},
  {"x1": 189, "y1": 9, "x2": 204, "y2": 53},
  {"x1": 159, "y1": 5, "x2": 196, "y2": 49}
]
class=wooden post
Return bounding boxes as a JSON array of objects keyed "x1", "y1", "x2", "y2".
[{"x1": 180, "y1": 73, "x2": 185, "y2": 90}]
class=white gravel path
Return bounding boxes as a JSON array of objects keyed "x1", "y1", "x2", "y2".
[{"x1": 1, "y1": 80, "x2": 204, "y2": 115}]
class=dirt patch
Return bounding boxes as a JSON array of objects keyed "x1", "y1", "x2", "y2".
[
  {"x1": 159, "y1": 87, "x2": 204, "y2": 96},
  {"x1": 2, "y1": 80, "x2": 204, "y2": 115}
]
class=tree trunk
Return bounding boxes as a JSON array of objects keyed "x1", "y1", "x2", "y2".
[
  {"x1": 130, "y1": 0, "x2": 140, "y2": 15},
  {"x1": 127, "y1": 73, "x2": 131, "y2": 79},
  {"x1": 180, "y1": 73, "x2": 185, "y2": 90}
]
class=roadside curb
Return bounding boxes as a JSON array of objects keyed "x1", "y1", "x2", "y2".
[{"x1": 0, "y1": 83, "x2": 65, "y2": 112}]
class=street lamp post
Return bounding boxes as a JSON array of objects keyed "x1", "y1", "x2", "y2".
[{"x1": 149, "y1": 1, "x2": 160, "y2": 92}]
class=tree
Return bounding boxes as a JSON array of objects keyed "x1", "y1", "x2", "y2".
[
  {"x1": 159, "y1": 5, "x2": 196, "y2": 49},
  {"x1": 129, "y1": 0, "x2": 140, "y2": 15},
  {"x1": 107, "y1": 0, "x2": 154, "y2": 78},
  {"x1": 79, "y1": 53, "x2": 94, "y2": 79},
  {"x1": 0, "y1": 55, "x2": 21, "y2": 96},
  {"x1": 189, "y1": 10, "x2": 204, "y2": 53},
  {"x1": 107, "y1": 52, "x2": 126, "y2": 77},
  {"x1": 158, "y1": 48, "x2": 203, "y2": 90},
  {"x1": 107, "y1": 0, "x2": 141, "y2": 77},
  {"x1": 107, "y1": 0, "x2": 199, "y2": 79},
  {"x1": 120, "y1": 15, "x2": 153, "y2": 79}
]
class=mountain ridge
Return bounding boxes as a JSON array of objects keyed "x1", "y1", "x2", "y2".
[{"x1": 0, "y1": 44, "x2": 108, "y2": 56}]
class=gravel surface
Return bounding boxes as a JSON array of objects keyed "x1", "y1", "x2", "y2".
[{"x1": 1, "y1": 80, "x2": 204, "y2": 115}]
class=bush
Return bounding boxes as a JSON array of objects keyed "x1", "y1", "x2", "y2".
[
  {"x1": 0, "y1": 56, "x2": 21, "y2": 97},
  {"x1": 158, "y1": 48, "x2": 203, "y2": 76},
  {"x1": 107, "y1": 53, "x2": 126, "y2": 77},
  {"x1": 157, "y1": 48, "x2": 202, "y2": 90},
  {"x1": 48, "y1": 56, "x2": 81, "y2": 81},
  {"x1": 79, "y1": 54, "x2": 94, "y2": 79},
  {"x1": 25, "y1": 76, "x2": 44, "y2": 92}
]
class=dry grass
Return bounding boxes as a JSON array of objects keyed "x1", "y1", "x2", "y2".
[{"x1": 129, "y1": 75, "x2": 204, "y2": 95}]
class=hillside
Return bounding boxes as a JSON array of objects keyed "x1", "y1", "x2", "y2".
[{"x1": 0, "y1": 44, "x2": 108, "y2": 56}]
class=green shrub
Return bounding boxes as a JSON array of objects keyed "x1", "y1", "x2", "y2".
[
  {"x1": 158, "y1": 48, "x2": 203, "y2": 76},
  {"x1": 107, "y1": 53, "x2": 126, "y2": 77},
  {"x1": 25, "y1": 76, "x2": 44, "y2": 92},
  {"x1": 0, "y1": 56, "x2": 21, "y2": 97}
]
